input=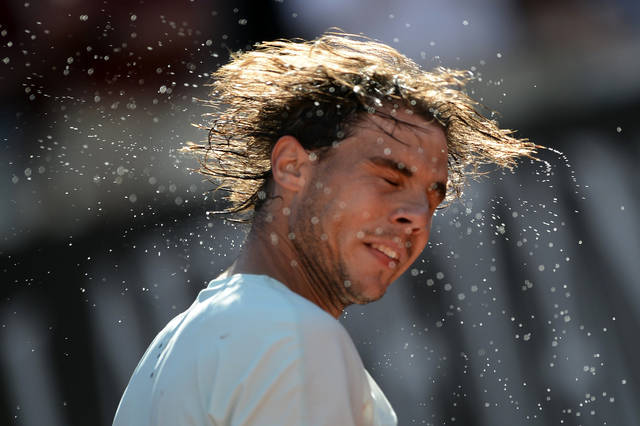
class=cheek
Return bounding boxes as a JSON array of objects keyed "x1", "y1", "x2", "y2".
[
  {"x1": 320, "y1": 176, "x2": 385, "y2": 237},
  {"x1": 325, "y1": 205, "x2": 365, "y2": 256},
  {"x1": 343, "y1": 186, "x2": 385, "y2": 215}
]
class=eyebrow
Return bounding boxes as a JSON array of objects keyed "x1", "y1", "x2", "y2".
[
  {"x1": 368, "y1": 156, "x2": 413, "y2": 178},
  {"x1": 367, "y1": 156, "x2": 447, "y2": 200}
]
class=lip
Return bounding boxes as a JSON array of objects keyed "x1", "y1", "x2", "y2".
[{"x1": 364, "y1": 240, "x2": 405, "y2": 268}]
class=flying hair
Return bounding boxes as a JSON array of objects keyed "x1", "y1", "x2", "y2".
[{"x1": 183, "y1": 32, "x2": 540, "y2": 222}]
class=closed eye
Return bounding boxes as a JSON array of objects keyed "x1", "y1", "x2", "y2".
[{"x1": 382, "y1": 177, "x2": 399, "y2": 186}]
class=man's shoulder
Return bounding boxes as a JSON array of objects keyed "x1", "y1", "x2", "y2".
[
  {"x1": 172, "y1": 273, "x2": 354, "y2": 376},
  {"x1": 115, "y1": 274, "x2": 378, "y2": 426},
  {"x1": 189, "y1": 273, "x2": 344, "y2": 338}
]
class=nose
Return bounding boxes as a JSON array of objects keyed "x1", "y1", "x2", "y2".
[{"x1": 389, "y1": 203, "x2": 431, "y2": 234}]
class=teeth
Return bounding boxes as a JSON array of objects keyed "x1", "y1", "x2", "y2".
[{"x1": 371, "y1": 244, "x2": 399, "y2": 260}]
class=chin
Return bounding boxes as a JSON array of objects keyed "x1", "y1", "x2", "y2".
[{"x1": 347, "y1": 278, "x2": 390, "y2": 305}]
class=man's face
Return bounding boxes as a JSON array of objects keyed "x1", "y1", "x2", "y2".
[{"x1": 289, "y1": 107, "x2": 448, "y2": 305}]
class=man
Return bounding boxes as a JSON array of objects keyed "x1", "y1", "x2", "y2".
[{"x1": 113, "y1": 33, "x2": 536, "y2": 425}]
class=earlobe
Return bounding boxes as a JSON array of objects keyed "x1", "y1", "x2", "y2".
[{"x1": 271, "y1": 135, "x2": 309, "y2": 192}]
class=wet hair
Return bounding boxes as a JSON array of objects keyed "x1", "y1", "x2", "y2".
[{"x1": 183, "y1": 32, "x2": 539, "y2": 222}]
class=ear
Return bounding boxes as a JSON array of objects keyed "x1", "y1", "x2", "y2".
[{"x1": 271, "y1": 135, "x2": 312, "y2": 193}]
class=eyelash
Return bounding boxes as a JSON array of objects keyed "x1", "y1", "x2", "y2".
[{"x1": 382, "y1": 177, "x2": 399, "y2": 187}]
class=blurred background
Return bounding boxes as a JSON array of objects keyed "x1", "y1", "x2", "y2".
[{"x1": 1, "y1": 0, "x2": 639, "y2": 425}]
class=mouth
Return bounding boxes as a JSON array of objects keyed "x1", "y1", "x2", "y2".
[{"x1": 365, "y1": 242, "x2": 400, "y2": 268}]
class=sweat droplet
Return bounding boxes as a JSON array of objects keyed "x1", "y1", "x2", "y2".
[{"x1": 344, "y1": 280, "x2": 352, "y2": 288}]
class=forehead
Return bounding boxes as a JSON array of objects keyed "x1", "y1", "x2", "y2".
[{"x1": 336, "y1": 108, "x2": 448, "y2": 174}]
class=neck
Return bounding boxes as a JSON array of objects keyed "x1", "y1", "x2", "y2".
[{"x1": 226, "y1": 217, "x2": 346, "y2": 318}]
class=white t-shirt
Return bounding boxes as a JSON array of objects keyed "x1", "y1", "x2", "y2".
[{"x1": 113, "y1": 273, "x2": 397, "y2": 425}]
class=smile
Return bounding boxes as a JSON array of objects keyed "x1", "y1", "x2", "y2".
[
  {"x1": 370, "y1": 243, "x2": 399, "y2": 260},
  {"x1": 365, "y1": 243, "x2": 401, "y2": 269}
]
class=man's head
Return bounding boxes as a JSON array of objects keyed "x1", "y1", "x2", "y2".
[
  {"x1": 184, "y1": 33, "x2": 538, "y2": 306},
  {"x1": 267, "y1": 106, "x2": 448, "y2": 303}
]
